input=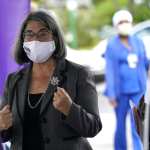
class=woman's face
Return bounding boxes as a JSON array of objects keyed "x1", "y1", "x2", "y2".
[
  {"x1": 23, "y1": 20, "x2": 53, "y2": 42},
  {"x1": 23, "y1": 20, "x2": 56, "y2": 63},
  {"x1": 116, "y1": 20, "x2": 132, "y2": 36}
]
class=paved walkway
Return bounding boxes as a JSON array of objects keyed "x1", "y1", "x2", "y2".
[{"x1": 87, "y1": 83, "x2": 133, "y2": 150}]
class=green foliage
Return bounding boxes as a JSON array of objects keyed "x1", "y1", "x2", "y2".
[
  {"x1": 133, "y1": 4, "x2": 150, "y2": 22},
  {"x1": 73, "y1": 0, "x2": 116, "y2": 48},
  {"x1": 32, "y1": 0, "x2": 150, "y2": 49},
  {"x1": 74, "y1": 0, "x2": 150, "y2": 49},
  {"x1": 32, "y1": 0, "x2": 43, "y2": 5}
]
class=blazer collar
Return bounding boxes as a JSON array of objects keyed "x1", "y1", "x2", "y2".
[
  {"x1": 17, "y1": 59, "x2": 67, "y2": 117},
  {"x1": 20, "y1": 59, "x2": 66, "y2": 77},
  {"x1": 40, "y1": 59, "x2": 67, "y2": 115},
  {"x1": 14, "y1": 63, "x2": 32, "y2": 122}
]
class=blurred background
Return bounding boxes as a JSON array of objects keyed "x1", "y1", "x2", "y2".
[
  {"x1": 30, "y1": 1, "x2": 150, "y2": 149},
  {"x1": 1, "y1": 0, "x2": 150, "y2": 149},
  {"x1": 31, "y1": 0, "x2": 150, "y2": 83},
  {"x1": 31, "y1": 0, "x2": 150, "y2": 49}
]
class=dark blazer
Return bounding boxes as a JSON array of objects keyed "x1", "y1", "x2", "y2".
[{"x1": 1, "y1": 59, "x2": 102, "y2": 150}]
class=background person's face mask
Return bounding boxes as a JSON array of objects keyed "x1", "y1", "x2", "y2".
[
  {"x1": 117, "y1": 22, "x2": 132, "y2": 36},
  {"x1": 23, "y1": 41, "x2": 55, "y2": 63}
]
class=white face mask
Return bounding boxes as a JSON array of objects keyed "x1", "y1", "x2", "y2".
[
  {"x1": 23, "y1": 41, "x2": 55, "y2": 63},
  {"x1": 117, "y1": 22, "x2": 132, "y2": 36}
]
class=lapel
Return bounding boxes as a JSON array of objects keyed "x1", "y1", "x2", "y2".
[
  {"x1": 14, "y1": 60, "x2": 76, "y2": 117},
  {"x1": 40, "y1": 59, "x2": 67, "y2": 115},
  {"x1": 64, "y1": 61, "x2": 77, "y2": 100},
  {"x1": 16, "y1": 63, "x2": 32, "y2": 122}
]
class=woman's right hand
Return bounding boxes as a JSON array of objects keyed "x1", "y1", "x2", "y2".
[{"x1": 0, "y1": 105, "x2": 12, "y2": 131}]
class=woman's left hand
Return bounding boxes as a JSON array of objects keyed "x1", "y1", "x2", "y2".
[{"x1": 53, "y1": 87, "x2": 72, "y2": 116}]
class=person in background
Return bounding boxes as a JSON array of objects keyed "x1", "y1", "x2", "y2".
[
  {"x1": 0, "y1": 11, "x2": 102, "y2": 150},
  {"x1": 104, "y1": 9, "x2": 149, "y2": 150}
]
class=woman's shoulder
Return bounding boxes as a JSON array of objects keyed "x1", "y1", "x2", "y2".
[
  {"x1": 7, "y1": 63, "x2": 31, "y2": 80},
  {"x1": 65, "y1": 59, "x2": 91, "y2": 74},
  {"x1": 65, "y1": 60, "x2": 94, "y2": 81}
]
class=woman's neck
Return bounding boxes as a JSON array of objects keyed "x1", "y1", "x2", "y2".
[
  {"x1": 119, "y1": 35, "x2": 129, "y2": 41},
  {"x1": 32, "y1": 58, "x2": 56, "y2": 78},
  {"x1": 119, "y1": 35, "x2": 132, "y2": 50}
]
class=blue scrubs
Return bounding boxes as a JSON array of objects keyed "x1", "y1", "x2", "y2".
[{"x1": 104, "y1": 35, "x2": 148, "y2": 150}]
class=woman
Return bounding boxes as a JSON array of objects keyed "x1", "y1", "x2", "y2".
[
  {"x1": 104, "y1": 10, "x2": 148, "y2": 150},
  {"x1": 0, "y1": 11, "x2": 102, "y2": 150}
]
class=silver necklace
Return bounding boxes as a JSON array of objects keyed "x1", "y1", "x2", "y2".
[
  {"x1": 27, "y1": 76, "x2": 60, "y2": 109},
  {"x1": 27, "y1": 93, "x2": 45, "y2": 109}
]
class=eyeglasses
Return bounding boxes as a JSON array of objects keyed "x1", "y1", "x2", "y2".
[
  {"x1": 118, "y1": 20, "x2": 130, "y2": 25},
  {"x1": 23, "y1": 29, "x2": 53, "y2": 42}
]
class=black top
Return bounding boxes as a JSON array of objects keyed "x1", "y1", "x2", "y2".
[{"x1": 23, "y1": 93, "x2": 43, "y2": 150}]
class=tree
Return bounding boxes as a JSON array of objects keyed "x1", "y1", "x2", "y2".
[
  {"x1": 145, "y1": 0, "x2": 150, "y2": 8},
  {"x1": 112, "y1": 0, "x2": 120, "y2": 10},
  {"x1": 31, "y1": 0, "x2": 150, "y2": 49},
  {"x1": 127, "y1": 0, "x2": 134, "y2": 14}
]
